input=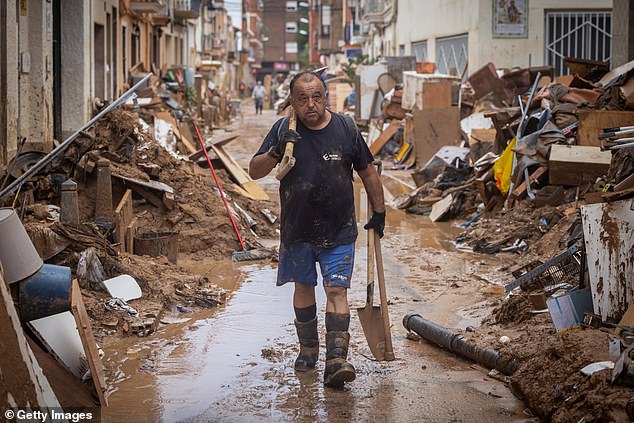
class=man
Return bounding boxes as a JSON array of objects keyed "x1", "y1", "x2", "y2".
[
  {"x1": 252, "y1": 80, "x2": 266, "y2": 114},
  {"x1": 248, "y1": 71, "x2": 385, "y2": 388}
]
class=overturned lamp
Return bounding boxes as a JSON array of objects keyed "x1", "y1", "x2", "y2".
[{"x1": 0, "y1": 207, "x2": 72, "y2": 322}]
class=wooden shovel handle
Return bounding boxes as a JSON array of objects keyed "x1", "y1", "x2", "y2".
[
  {"x1": 366, "y1": 201, "x2": 375, "y2": 306},
  {"x1": 275, "y1": 108, "x2": 297, "y2": 180},
  {"x1": 374, "y1": 234, "x2": 395, "y2": 361}
]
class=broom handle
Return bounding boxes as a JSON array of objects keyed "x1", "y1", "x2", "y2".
[{"x1": 193, "y1": 121, "x2": 247, "y2": 251}]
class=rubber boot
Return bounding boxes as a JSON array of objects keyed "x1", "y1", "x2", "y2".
[
  {"x1": 324, "y1": 313, "x2": 356, "y2": 388},
  {"x1": 294, "y1": 317, "x2": 319, "y2": 371}
]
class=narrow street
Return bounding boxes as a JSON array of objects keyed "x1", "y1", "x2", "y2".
[{"x1": 101, "y1": 101, "x2": 532, "y2": 423}]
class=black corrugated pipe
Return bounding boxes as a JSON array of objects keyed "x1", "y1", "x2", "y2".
[{"x1": 403, "y1": 314, "x2": 520, "y2": 376}]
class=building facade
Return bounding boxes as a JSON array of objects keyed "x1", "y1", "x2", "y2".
[
  {"x1": 260, "y1": 0, "x2": 304, "y2": 75},
  {"x1": 0, "y1": 0, "x2": 240, "y2": 172},
  {"x1": 361, "y1": 0, "x2": 613, "y2": 76}
]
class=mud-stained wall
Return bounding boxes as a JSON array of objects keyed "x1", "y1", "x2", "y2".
[
  {"x1": 60, "y1": 0, "x2": 92, "y2": 139},
  {"x1": 19, "y1": 0, "x2": 54, "y2": 152},
  {"x1": 0, "y1": 0, "x2": 53, "y2": 171},
  {"x1": 0, "y1": 271, "x2": 60, "y2": 409}
]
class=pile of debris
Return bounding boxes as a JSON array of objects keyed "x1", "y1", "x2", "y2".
[
  {"x1": 0, "y1": 69, "x2": 277, "y2": 407},
  {"x1": 353, "y1": 57, "x2": 634, "y2": 421}
]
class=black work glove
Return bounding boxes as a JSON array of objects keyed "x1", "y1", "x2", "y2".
[
  {"x1": 268, "y1": 129, "x2": 300, "y2": 161},
  {"x1": 364, "y1": 211, "x2": 385, "y2": 238}
]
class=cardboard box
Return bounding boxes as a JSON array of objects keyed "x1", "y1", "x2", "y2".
[
  {"x1": 412, "y1": 107, "x2": 461, "y2": 166},
  {"x1": 547, "y1": 288, "x2": 594, "y2": 331}
]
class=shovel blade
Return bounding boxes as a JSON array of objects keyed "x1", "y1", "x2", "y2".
[{"x1": 357, "y1": 305, "x2": 387, "y2": 361}]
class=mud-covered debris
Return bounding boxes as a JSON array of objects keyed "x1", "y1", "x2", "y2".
[{"x1": 174, "y1": 282, "x2": 226, "y2": 308}]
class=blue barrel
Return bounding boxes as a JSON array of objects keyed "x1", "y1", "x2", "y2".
[{"x1": 18, "y1": 264, "x2": 72, "y2": 322}]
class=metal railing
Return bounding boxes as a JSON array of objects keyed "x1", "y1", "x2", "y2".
[{"x1": 545, "y1": 10, "x2": 612, "y2": 76}]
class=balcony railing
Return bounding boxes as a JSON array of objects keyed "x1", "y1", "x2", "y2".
[
  {"x1": 174, "y1": 0, "x2": 201, "y2": 19},
  {"x1": 130, "y1": 0, "x2": 164, "y2": 14},
  {"x1": 152, "y1": 0, "x2": 171, "y2": 25},
  {"x1": 360, "y1": 0, "x2": 392, "y2": 24}
]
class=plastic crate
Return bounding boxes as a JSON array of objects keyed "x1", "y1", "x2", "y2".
[{"x1": 505, "y1": 246, "x2": 583, "y2": 292}]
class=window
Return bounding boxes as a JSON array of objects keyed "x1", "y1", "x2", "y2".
[
  {"x1": 286, "y1": 41, "x2": 298, "y2": 53},
  {"x1": 321, "y1": 5, "x2": 331, "y2": 37},
  {"x1": 436, "y1": 34, "x2": 468, "y2": 75},
  {"x1": 545, "y1": 11, "x2": 612, "y2": 76},
  {"x1": 411, "y1": 40, "x2": 427, "y2": 61},
  {"x1": 286, "y1": 22, "x2": 298, "y2": 32},
  {"x1": 286, "y1": 1, "x2": 297, "y2": 12}
]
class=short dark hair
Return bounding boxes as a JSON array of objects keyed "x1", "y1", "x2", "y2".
[{"x1": 289, "y1": 71, "x2": 327, "y2": 95}]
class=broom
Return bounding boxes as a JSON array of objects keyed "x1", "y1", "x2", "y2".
[{"x1": 193, "y1": 121, "x2": 271, "y2": 262}]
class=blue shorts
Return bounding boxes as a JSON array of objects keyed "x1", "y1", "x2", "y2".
[{"x1": 277, "y1": 242, "x2": 355, "y2": 288}]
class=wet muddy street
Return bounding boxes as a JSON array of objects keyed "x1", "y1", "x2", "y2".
[{"x1": 101, "y1": 102, "x2": 533, "y2": 422}]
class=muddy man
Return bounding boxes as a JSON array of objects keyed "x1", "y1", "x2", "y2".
[{"x1": 249, "y1": 71, "x2": 385, "y2": 388}]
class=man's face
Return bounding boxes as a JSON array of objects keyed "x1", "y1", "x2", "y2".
[{"x1": 290, "y1": 77, "x2": 328, "y2": 127}]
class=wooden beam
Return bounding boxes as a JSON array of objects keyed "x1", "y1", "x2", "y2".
[
  {"x1": 70, "y1": 280, "x2": 108, "y2": 406},
  {"x1": 369, "y1": 121, "x2": 401, "y2": 156},
  {"x1": 209, "y1": 143, "x2": 269, "y2": 200},
  {"x1": 510, "y1": 167, "x2": 547, "y2": 201},
  {"x1": 114, "y1": 189, "x2": 134, "y2": 253}
]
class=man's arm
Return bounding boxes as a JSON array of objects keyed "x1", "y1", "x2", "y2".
[
  {"x1": 248, "y1": 153, "x2": 278, "y2": 180},
  {"x1": 357, "y1": 164, "x2": 385, "y2": 213}
]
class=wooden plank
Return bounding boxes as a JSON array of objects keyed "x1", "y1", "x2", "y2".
[
  {"x1": 112, "y1": 174, "x2": 174, "y2": 193},
  {"x1": 70, "y1": 279, "x2": 108, "y2": 406},
  {"x1": 0, "y1": 271, "x2": 61, "y2": 408},
  {"x1": 26, "y1": 337, "x2": 95, "y2": 408},
  {"x1": 412, "y1": 107, "x2": 461, "y2": 166},
  {"x1": 577, "y1": 110, "x2": 634, "y2": 147},
  {"x1": 511, "y1": 167, "x2": 547, "y2": 200},
  {"x1": 177, "y1": 120, "x2": 199, "y2": 154},
  {"x1": 548, "y1": 145, "x2": 612, "y2": 186},
  {"x1": 470, "y1": 128, "x2": 497, "y2": 145},
  {"x1": 369, "y1": 121, "x2": 401, "y2": 156},
  {"x1": 209, "y1": 143, "x2": 269, "y2": 200},
  {"x1": 126, "y1": 216, "x2": 138, "y2": 253},
  {"x1": 114, "y1": 189, "x2": 133, "y2": 253},
  {"x1": 615, "y1": 173, "x2": 634, "y2": 192},
  {"x1": 188, "y1": 134, "x2": 240, "y2": 161}
]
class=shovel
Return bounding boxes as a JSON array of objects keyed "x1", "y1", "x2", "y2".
[
  {"x1": 275, "y1": 108, "x2": 297, "y2": 180},
  {"x1": 357, "y1": 196, "x2": 395, "y2": 361}
]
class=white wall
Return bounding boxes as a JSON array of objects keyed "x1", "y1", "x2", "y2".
[
  {"x1": 394, "y1": 0, "x2": 612, "y2": 72},
  {"x1": 61, "y1": 0, "x2": 92, "y2": 137},
  {"x1": 476, "y1": 0, "x2": 613, "y2": 69}
]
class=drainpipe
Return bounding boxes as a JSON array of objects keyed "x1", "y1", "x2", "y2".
[{"x1": 403, "y1": 314, "x2": 520, "y2": 376}]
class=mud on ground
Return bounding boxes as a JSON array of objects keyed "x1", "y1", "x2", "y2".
[{"x1": 465, "y1": 294, "x2": 632, "y2": 423}]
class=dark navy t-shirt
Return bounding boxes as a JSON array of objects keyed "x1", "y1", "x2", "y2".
[{"x1": 256, "y1": 112, "x2": 374, "y2": 248}]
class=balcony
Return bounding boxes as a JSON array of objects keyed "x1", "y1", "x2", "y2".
[
  {"x1": 152, "y1": 0, "x2": 171, "y2": 26},
  {"x1": 361, "y1": 0, "x2": 392, "y2": 24},
  {"x1": 174, "y1": 0, "x2": 201, "y2": 19},
  {"x1": 130, "y1": 0, "x2": 164, "y2": 14}
]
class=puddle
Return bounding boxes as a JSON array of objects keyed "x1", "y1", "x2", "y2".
[
  {"x1": 102, "y1": 265, "x2": 327, "y2": 423},
  {"x1": 102, "y1": 234, "x2": 528, "y2": 423}
]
